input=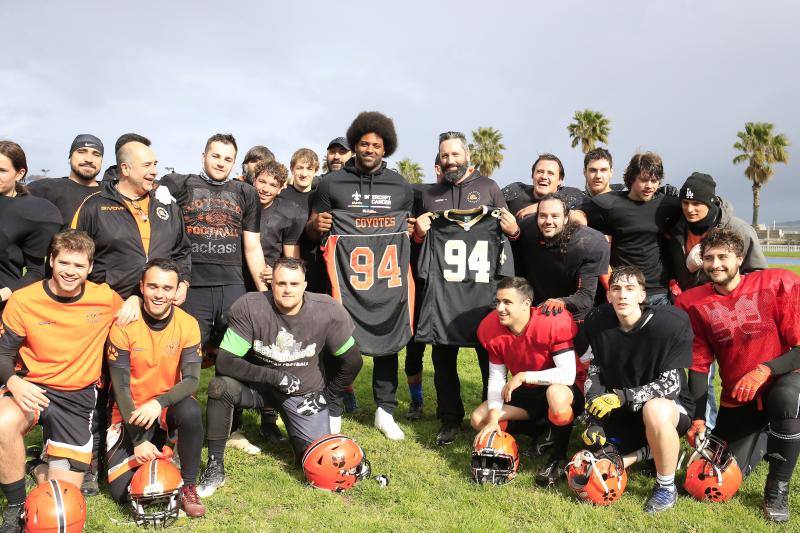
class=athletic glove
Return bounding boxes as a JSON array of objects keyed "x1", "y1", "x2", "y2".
[
  {"x1": 581, "y1": 424, "x2": 607, "y2": 447},
  {"x1": 538, "y1": 299, "x2": 567, "y2": 316},
  {"x1": 732, "y1": 364, "x2": 771, "y2": 403},
  {"x1": 659, "y1": 184, "x2": 680, "y2": 197},
  {"x1": 685, "y1": 244, "x2": 703, "y2": 273},
  {"x1": 296, "y1": 391, "x2": 327, "y2": 416},
  {"x1": 273, "y1": 371, "x2": 301, "y2": 395},
  {"x1": 586, "y1": 392, "x2": 623, "y2": 418},
  {"x1": 686, "y1": 419, "x2": 707, "y2": 448}
]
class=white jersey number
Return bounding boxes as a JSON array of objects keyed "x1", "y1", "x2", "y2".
[{"x1": 442, "y1": 240, "x2": 491, "y2": 283}]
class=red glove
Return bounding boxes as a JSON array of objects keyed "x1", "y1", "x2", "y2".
[
  {"x1": 539, "y1": 299, "x2": 566, "y2": 316},
  {"x1": 686, "y1": 420, "x2": 707, "y2": 448},
  {"x1": 732, "y1": 364, "x2": 771, "y2": 403}
]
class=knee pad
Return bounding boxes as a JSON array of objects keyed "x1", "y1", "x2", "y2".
[
  {"x1": 769, "y1": 417, "x2": 800, "y2": 439},
  {"x1": 207, "y1": 377, "x2": 228, "y2": 401},
  {"x1": 47, "y1": 458, "x2": 87, "y2": 473},
  {"x1": 766, "y1": 373, "x2": 800, "y2": 421}
]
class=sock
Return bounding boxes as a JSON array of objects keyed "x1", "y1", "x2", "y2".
[
  {"x1": 408, "y1": 382, "x2": 423, "y2": 404},
  {"x1": 634, "y1": 445, "x2": 652, "y2": 463},
  {"x1": 548, "y1": 422, "x2": 573, "y2": 459},
  {"x1": 0, "y1": 479, "x2": 27, "y2": 507},
  {"x1": 206, "y1": 441, "x2": 226, "y2": 464},
  {"x1": 767, "y1": 421, "x2": 800, "y2": 482},
  {"x1": 656, "y1": 472, "x2": 675, "y2": 490}
]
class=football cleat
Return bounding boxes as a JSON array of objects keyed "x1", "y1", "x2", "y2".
[
  {"x1": 302, "y1": 434, "x2": 371, "y2": 492},
  {"x1": 23, "y1": 480, "x2": 86, "y2": 533},
  {"x1": 471, "y1": 430, "x2": 519, "y2": 485},
  {"x1": 566, "y1": 447, "x2": 627, "y2": 505},
  {"x1": 684, "y1": 434, "x2": 742, "y2": 503}
]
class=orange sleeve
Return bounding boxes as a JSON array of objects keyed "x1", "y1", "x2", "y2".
[{"x1": 1, "y1": 295, "x2": 27, "y2": 337}]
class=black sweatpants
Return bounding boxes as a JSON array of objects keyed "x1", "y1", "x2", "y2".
[{"x1": 432, "y1": 345, "x2": 489, "y2": 424}]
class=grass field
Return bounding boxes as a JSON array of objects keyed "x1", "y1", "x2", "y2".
[
  {"x1": 766, "y1": 251, "x2": 800, "y2": 258},
  {"x1": 11, "y1": 267, "x2": 800, "y2": 532}
]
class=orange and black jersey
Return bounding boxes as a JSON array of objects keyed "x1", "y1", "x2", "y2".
[
  {"x1": 0, "y1": 280, "x2": 123, "y2": 390},
  {"x1": 71, "y1": 180, "x2": 191, "y2": 298},
  {"x1": 107, "y1": 306, "x2": 202, "y2": 436}
]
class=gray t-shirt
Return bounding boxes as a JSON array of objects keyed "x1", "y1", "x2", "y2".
[{"x1": 225, "y1": 291, "x2": 355, "y2": 394}]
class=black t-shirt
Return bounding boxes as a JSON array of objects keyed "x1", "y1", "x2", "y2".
[
  {"x1": 416, "y1": 207, "x2": 515, "y2": 346},
  {"x1": 516, "y1": 221, "x2": 609, "y2": 320},
  {"x1": 584, "y1": 191, "x2": 681, "y2": 293},
  {"x1": 418, "y1": 174, "x2": 507, "y2": 213},
  {"x1": 227, "y1": 291, "x2": 355, "y2": 395},
  {"x1": 502, "y1": 182, "x2": 587, "y2": 215},
  {"x1": 160, "y1": 174, "x2": 260, "y2": 286},
  {"x1": 584, "y1": 304, "x2": 693, "y2": 393},
  {"x1": 27, "y1": 177, "x2": 99, "y2": 227},
  {"x1": 0, "y1": 195, "x2": 62, "y2": 294},
  {"x1": 259, "y1": 197, "x2": 305, "y2": 267},
  {"x1": 278, "y1": 185, "x2": 326, "y2": 292},
  {"x1": 279, "y1": 185, "x2": 315, "y2": 211}
]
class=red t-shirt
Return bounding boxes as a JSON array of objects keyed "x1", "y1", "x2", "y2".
[
  {"x1": 675, "y1": 269, "x2": 800, "y2": 405},
  {"x1": 477, "y1": 307, "x2": 584, "y2": 389}
]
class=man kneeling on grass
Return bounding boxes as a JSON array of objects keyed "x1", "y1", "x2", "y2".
[
  {"x1": 471, "y1": 277, "x2": 584, "y2": 487},
  {"x1": 581, "y1": 266, "x2": 693, "y2": 514},
  {"x1": 198, "y1": 257, "x2": 362, "y2": 497}
]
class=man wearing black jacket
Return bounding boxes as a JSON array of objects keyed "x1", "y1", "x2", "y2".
[
  {"x1": 197, "y1": 258, "x2": 362, "y2": 497},
  {"x1": 582, "y1": 266, "x2": 693, "y2": 514},
  {"x1": 413, "y1": 131, "x2": 519, "y2": 446}
]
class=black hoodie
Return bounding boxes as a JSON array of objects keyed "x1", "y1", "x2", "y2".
[
  {"x1": 313, "y1": 159, "x2": 413, "y2": 215},
  {"x1": 417, "y1": 170, "x2": 506, "y2": 214}
]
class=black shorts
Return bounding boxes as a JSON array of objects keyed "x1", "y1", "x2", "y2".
[
  {"x1": 600, "y1": 401, "x2": 691, "y2": 455},
  {"x1": 182, "y1": 284, "x2": 246, "y2": 348},
  {"x1": 506, "y1": 384, "x2": 585, "y2": 421},
  {"x1": 2, "y1": 384, "x2": 97, "y2": 470}
]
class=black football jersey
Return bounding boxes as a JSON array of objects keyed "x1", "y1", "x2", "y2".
[
  {"x1": 322, "y1": 209, "x2": 414, "y2": 356},
  {"x1": 416, "y1": 206, "x2": 514, "y2": 347}
]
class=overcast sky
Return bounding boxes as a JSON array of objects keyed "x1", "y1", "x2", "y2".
[{"x1": 2, "y1": 0, "x2": 798, "y2": 222}]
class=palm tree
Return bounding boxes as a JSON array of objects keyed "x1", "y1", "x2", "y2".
[
  {"x1": 396, "y1": 158, "x2": 424, "y2": 184},
  {"x1": 732, "y1": 122, "x2": 790, "y2": 227},
  {"x1": 567, "y1": 109, "x2": 610, "y2": 154},
  {"x1": 468, "y1": 127, "x2": 505, "y2": 177}
]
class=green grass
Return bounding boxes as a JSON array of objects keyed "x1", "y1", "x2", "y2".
[
  {"x1": 20, "y1": 348, "x2": 784, "y2": 531},
  {"x1": 766, "y1": 251, "x2": 800, "y2": 258},
  {"x1": 774, "y1": 265, "x2": 800, "y2": 275}
]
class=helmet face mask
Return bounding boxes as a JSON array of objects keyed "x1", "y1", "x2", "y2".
[
  {"x1": 128, "y1": 458, "x2": 183, "y2": 527},
  {"x1": 567, "y1": 448, "x2": 627, "y2": 505},
  {"x1": 471, "y1": 431, "x2": 519, "y2": 485},
  {"x1": 684, "y1": 434, "x2": 742, "y2": 502},
  {"x1": 303, "y1": 434, "x2": 371, "y2": 492}
]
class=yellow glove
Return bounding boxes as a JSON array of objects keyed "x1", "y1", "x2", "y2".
[
  {"x1": 586, "y1": 393, "x2": 622, "y2": 418},
  {"x1": 581, "y1": 424, "x2": 607, "y2": 447}
]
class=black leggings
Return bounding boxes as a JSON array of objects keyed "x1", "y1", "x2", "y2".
[{"x1": 108, "y1": 397, "x2": 204, "y2": 503}]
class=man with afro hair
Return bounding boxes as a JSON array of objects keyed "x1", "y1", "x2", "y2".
[{"x1": 307, "y1": 111, "x2": 414, "y2": 440}]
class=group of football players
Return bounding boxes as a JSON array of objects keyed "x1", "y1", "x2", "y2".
[{"x1": 0, "y1": 108, "x2": 797, "y2": 530}]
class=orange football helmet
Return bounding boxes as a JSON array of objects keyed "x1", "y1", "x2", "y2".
[
  {"x1": 567, "y1": 448, "x2": 627, "y2": 505},
  {"x1": 23, "y1": 480, "x2": 86, "y2": 533},
  {"x1": 684, "y1": 434, "x2": 742, "y2": 502},
  {"x1": 302, "y1": 434, "x2": 371, "y2": 492},
  {"x1": 471, "y1": 430, "x2": 519, "y2": 485},
  {"x1": 128, "y1": 457, "x2": 183, "y2": 527}
]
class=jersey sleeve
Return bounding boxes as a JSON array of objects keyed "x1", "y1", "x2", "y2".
[
  {"x1": 241, "y1": 185, "x2": 261, "y2": 233},
  {"x1": 775, "y1": 271, "x2": 800, "y2": 347},
  {"x1": 219, "y1": 298, "x2": 255, "y2": 357},
  {"x1": 106, "y1": 323, "x2": 132, "y2": 369},
  {"x1": 312, "y1": 178, "x2": 332, "y2": 213},
  {"x1": 326, "y1": 301, "x2": 357, "y2": 356},
  {"x1": 549, "y1": 313, "x2": 578, "y2": 355},
  {"x1": 180, "y1": 315, "x2": 203, "y2": 364},
  {"x1": 497, "y1": 235, "x2": 515, "y2": 278},
  {"x1": 662, "y1": 308, "x2": 694, "y2": 371}
]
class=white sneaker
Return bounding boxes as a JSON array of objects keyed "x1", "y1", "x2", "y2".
[
  {"x1": 226, "y1": 431, "x2": 261, "y2": 455},
  {"x1": 329, "y1": 415, "x2": 342, "y2": 434},
  {"x1": 374, "y1": 407, "x2": 405, "y2": 440}
]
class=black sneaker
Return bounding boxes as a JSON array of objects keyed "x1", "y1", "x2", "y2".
[
  {"x1": 436, "y1": 423, "x2": 459, "y2": 446},
  {"x1": 0, "y1": 504, "x2": 23, "y2": 533},
  {"x1": 763, "y1": 477, "x2": 790, "y2": 523},
  {"x1": 343, "y1": 391, "x2": 359, "y2": 413},
  {"x1": 260, "y1": 421, "x2": 286, "y2": 443},
  {"x1": 80, "y1": 471, "x2": 99, "y2": 497},
  {"x1": 197, "y1": 459, "x2": 225, "y2": 498},
  {"x1": 405, "y1": 401, "x2": 423, "y2": 421},
  {"x1": 535, "y1": 458, "x2": 565, "y2": 487}
]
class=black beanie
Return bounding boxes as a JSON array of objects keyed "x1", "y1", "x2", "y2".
[{"x1": 680, "y1": 172, "x2": 716, "y2": 208}]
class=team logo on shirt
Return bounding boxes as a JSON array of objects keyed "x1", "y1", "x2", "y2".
[
  {"x1": 252, "y1": 328, "x2": 315, "y2": 365},
  {"x1": 165, "y1": 341, "x2": 179, "y2": 356},
  {"x1": 466, "y1": 191, "x2": 481, "y2": 204},
  {"x1": 86, "y1": 312, "x2": 101, "y2": 324},
  {"x1": 352, "y1": 191, "x2": 362, "y2": 203},
  {"x1": 156, "y1": 207, "x2": 169, "y2": 220}
]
